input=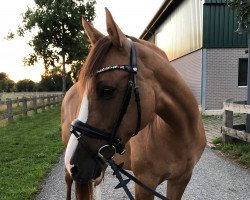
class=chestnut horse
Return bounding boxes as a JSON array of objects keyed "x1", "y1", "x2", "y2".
[{"x1": 61, "y1": 8, "x2": 206, "y2": 200}]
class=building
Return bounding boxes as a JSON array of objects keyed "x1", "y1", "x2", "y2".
[{"x1": 140, "y1": 0, "x2": 248, "y2": 112}]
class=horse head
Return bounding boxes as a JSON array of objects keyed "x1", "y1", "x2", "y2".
[{"x1": 65, "y1": 8, "x2": 158, "y2": 184}]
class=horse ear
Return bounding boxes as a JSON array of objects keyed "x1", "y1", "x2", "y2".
[
  {"x1": 105, "y1": 8, "x2": 130, "y2": 51},
  {"x1": 82, "y1": 17, "x2": 104, "y2": 46}
]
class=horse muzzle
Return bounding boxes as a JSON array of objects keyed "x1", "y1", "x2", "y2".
[
  {"x1": 66, "y1": 139, "x2": 117, "y2": 184},
  {"x1": 66, "y1": 121, "x2": 123, "y2": 184},
  {"x1": 69, "y1": 152, "x2": 104, "y2": 184}
]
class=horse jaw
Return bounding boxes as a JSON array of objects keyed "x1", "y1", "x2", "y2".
[{"x1": 64, "y1": 91, "x2": 89, "y2": 175}]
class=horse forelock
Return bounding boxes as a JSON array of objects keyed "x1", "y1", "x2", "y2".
[{"x1": 78, "y1": 36, "x2": 112, "y2": 93}]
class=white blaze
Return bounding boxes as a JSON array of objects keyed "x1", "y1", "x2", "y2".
[
  {"x1": 64, "y1": 88, "x2": 103, "y2": 200},
  {"x1": 64, "y1": 90, "x2": 89, "y2": 174},
  {"x1": 77, "y1": 93, "x2": 89, "y2": 122}
]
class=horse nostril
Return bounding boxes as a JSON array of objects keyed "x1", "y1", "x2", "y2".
[{"x1": 71, "y1": 165, "x2": 78, "y2": 175}]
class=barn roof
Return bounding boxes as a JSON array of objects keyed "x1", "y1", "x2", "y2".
[{"x1": 139, "y1": 0, "x2": 182, "y2": 40}]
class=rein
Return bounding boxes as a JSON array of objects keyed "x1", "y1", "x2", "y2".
[
  {"x1": 70, "y1": 129, "x2": 168, "y2": 200},
  {"x1": 108, "y1": 159, "x2": 168, "y2": 200},
  {"x1": 70, "y1": 39, "x2": 168, "y2": 200}
]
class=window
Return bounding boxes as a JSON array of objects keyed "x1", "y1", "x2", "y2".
[{"x1": 238, "y1": 58, "x2": 248, "y2": 86}]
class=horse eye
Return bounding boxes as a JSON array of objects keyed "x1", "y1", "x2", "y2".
[{"x1": 98, "y1": 86, "x2": 116, "y2": 99}]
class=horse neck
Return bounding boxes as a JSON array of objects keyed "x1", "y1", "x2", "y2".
[{"x1": 142, "y1": 52, "x2": 200, "y2": 132}]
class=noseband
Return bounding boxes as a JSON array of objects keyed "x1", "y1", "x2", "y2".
[{"x1": 70, "y1": 38, "x2": 141, "y2": 160}]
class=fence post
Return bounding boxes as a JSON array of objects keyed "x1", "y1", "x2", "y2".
[
  {"x1": 52, "y1": 95, "x2": 56, "y2": 106},
  {"x1": 17, "y1": 97, "x2": 20, "y2": 107},
  {"x1": 6, "y1": 99, "x2": 13, "y2": 122},
  {"x1": 222, "y1": 109, "x2": 233, "y2": 143},
  {"x1": 22, "y1": 97, "x2": 28, "y2": 116},
  {"x1": 60, "y1": 94, "x2": 64, "y2": 103},
  {"x1": 48, "y1": 95, "x2": 51, "y2": 107},
  {"x1": 57, "y1": 94, "x2": 61, "y2": 105},
  {"x1": 41, "y1": 96, "x2": 45, "y2": 111},
  {"x1": 33, "y1": 96, "x2": 37, "y2": 113},
  {"x1": 55, "y1": 95, "x2": 58, "y2": 105}
]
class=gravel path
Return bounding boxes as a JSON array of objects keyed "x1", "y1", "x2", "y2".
[
  {"x1": 35, "y1": 116, "x2": 250, "y2": 199},
  {"x1": 35, "y1": 147, "x2": 250, "y2": 200}
]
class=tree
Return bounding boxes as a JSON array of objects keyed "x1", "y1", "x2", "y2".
[
  {"x1": 0, "y1": 79, "x2": 15, "y2": 92},
  {"x1": 18, "y1": 0, "x2": 96, "y2": 93},
  {"x1": 0, "y1": 72, "x2": 9, "y2": 80},
  {"x1": 38, "y1": 67, "x2": 73, "y2": 91},
  {"x1": 16, "y1": 79, "x2": 36, "y2": 92},
  {"x1": 227, "y1": 0, "x2": 250, "y2": 28},
  {"x1": 0, "y1": 72, "x2": 15, "y2": 92},
  {"x1": 70, "y1": 60, "x2": 84, "y2": 82}
]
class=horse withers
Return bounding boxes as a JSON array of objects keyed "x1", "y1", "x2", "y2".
[{"x1": 61, "y1": 8, "x2": 206, "y2": 200}]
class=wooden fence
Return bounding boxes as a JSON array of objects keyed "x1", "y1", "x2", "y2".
[
  {"x1": 0, "y1": 94, "x2": 64, "y2": 122},
  {"x1": 222, "y1": 99, "x2": 250, "y2": 143}
]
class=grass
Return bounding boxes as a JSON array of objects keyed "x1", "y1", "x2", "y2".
[
  {"x1": 0, "y1": 106, "x2": 64, "y2": 200},
  {"x1": 0, "y1": 104, "x2": 23, "y2": 115},
  {"x1": 213, "y1": 137, "x2": 250, "y2": 168}
]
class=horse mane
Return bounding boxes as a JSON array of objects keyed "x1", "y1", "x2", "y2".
[{"x1": 128, "y1": 36, "x2": 168, "y2": 59}]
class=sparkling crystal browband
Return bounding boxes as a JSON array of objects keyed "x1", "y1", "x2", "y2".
[{"x1": 96, "y1": 65, "x2": 137, "y2": 74}]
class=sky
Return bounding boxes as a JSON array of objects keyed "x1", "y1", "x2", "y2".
[{"x1": 0, "y1": 0, "x2": 164, "y2": 82}]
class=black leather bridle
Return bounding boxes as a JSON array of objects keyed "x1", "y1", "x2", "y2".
[
  {"x1": 69, "y1": 39, "x2": 168, "y2": 200},
  {"x1": 70, "y1": 38, "x2": 141, "y2": 159}
]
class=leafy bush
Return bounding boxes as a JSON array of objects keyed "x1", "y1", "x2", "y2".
[{"x1": 16, "y1": 79, "x2": 36, "y2": 92}]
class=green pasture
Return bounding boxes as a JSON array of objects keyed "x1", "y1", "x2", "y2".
[
  {"x1": 0, "y1": 106, "x2": 64, "y2": 200},
  {"x1": 0, "y1": 92, "x2": 63, "y2": 127}
]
